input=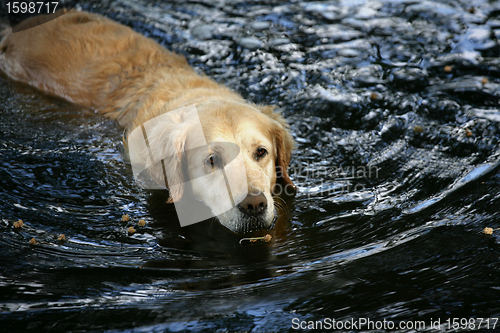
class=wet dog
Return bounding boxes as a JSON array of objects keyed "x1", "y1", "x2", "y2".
[{"x1": 0, "y1": 10, "x2": 295, "y2": 233}]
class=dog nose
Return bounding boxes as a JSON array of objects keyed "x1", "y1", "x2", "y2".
[{"x1": 238, "y1": 192, "x2": 267, "y2": 216}]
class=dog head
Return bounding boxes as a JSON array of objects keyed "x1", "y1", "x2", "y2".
[{"x1": 128, "y1": 100, "x2": 295, "y2": 234}]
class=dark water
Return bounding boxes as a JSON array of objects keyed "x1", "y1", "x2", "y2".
[{"x1": 2, "y1": 0, "x2": 500, "y2": 331}]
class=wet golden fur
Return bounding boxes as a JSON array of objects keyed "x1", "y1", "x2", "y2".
[{"x1": 0, "y1": 10, "x2": 295, "y2": 233}]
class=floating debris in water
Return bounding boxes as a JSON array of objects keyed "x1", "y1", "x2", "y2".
[
  {"x1": 58, "y1": 234, "x2": 66, "y2": 242},
  {"x1": 239, "y1": 234, "x2": 272, "y2": 245},
  {"x1": 138, "y1": 219, "x2": 146, "y2": 227},
  {"x1": 128, "y1": 226, "x2": 136, "y2": 235},
  {"x1": 13, "y1": 220, "x2": 23, "y2": 229},
  {"x1": 413, "y1": 125, "x2": 424, "y2": 133},
  {"x1": 483, "y1": 227, "x2": 500, "y2": 235},
  {"x1": 121, "y1": 214, "x2": 130, "y2": 222},
  {"x1": 29, "y1": 237, "x2": 37, "y2": 245}
]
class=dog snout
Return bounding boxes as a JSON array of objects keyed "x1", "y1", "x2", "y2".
[{"x1": 238, "y1": 192, "x2": 267, "y2": 216}]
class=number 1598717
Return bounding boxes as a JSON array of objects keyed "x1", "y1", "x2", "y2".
[{"x1": 6, "y1": 2, "x2": 59, "y2": 14}]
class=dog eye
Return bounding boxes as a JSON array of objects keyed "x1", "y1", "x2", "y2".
[
  {"x1": 206, "y1": 154, "x2": 220, "y2": 168},
  {"x1": 256, "y1": 147, "x2": 267, "y2": 158}
]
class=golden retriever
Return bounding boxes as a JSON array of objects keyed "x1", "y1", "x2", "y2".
[{"x1": 0, "y1": 10, "x2": 295, "y2": 234}]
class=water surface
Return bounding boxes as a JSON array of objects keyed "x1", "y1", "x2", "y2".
[{"x1": 1, "y1": 0, "x2": 500, "y2": 331}]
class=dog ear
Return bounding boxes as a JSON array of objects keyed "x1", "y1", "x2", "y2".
[
  {"x1": 258, "y1": 105, "x2": 296, "y2": 191},
  {"x1": 159, "y1": 129, "x2": 187, "y2": 204},
  {"x1": 128, "y1": 110, "x2": 191, "y2": 203}
]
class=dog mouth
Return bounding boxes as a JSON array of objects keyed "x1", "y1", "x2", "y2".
[
  {"x1": 236, "y1": 216, "x2": 271, "y2": 233},
  {"x1": 223, "y1": 206, "x2": 277, "y2": 234},
  {"x1": 187, "y1": 193, "x2": 278, "y2": 234}
]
